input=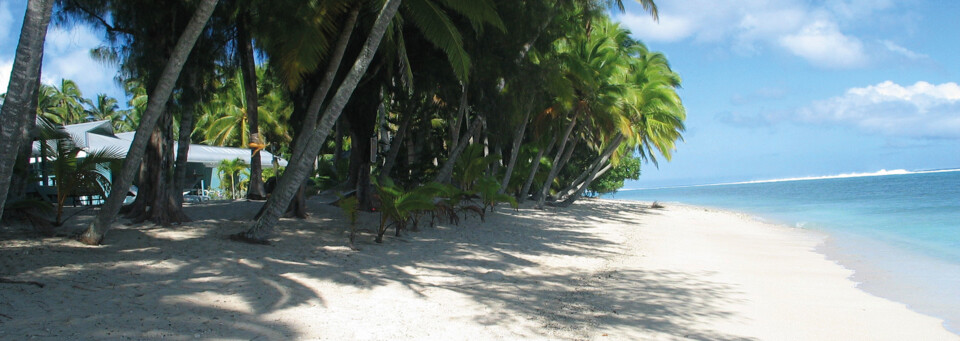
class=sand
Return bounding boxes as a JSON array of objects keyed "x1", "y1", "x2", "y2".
[{"x1": 0, "y1": 198, "x2": 956, "y2": 340}]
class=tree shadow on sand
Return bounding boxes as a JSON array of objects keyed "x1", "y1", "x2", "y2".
[{"x1": 1, "y1": 199, "x2": 752, "y2": 339}]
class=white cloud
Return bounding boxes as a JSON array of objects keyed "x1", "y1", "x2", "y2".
[
  {"x1": 615, "y1": 0, "x2": 904, "y2": 68},
  {"x1": 40, "y1": 25, "x2": 122, "y2": 99},
  {"x1": 45, "y1": 25, "x2": 102, "y2": 55},
  {"x1": 0, "y1": 59, "x2": 11, "y2": 95},
  {"x1": 779, "y1": 20, "x2": 867, "y2": 68},
  {"x1": 0, "y1": 2, "x2": 13, "y2": 45},
  {"x1": 798, "y1": 81, "x2": 960, "y2": 138},
  {"x1": 617, "y1": 12, "x2": 696, "y2": 42},
  {"x1": 881, "y1": 40, "x2": 928, "y2": 60}
]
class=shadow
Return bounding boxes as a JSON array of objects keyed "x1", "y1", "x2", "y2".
[{"x1": 0, "y1": 198, "x2": 752, "y2": 339}]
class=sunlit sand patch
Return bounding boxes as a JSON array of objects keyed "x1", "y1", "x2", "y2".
[
  {"x1": 143, "y1": 228, "x2": 207, "y2": 241},
  {"x1": 160, "y1": 291, "x2": 253, "y2": 314},
  {"x1": 264, "y1": 257, "x2": 310, "y2": 266},
  {"x1": 118, "y1": 246, "x2": 162, "y2": 253}
]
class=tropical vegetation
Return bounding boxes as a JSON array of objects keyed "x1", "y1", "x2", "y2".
[{"x1": 0, "y1": 0, "x2": 682, "y2": 247}]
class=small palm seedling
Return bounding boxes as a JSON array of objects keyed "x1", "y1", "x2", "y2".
[
  {"x1": 338, "y1": 193, "x2": 360, "y2": 249},
  {"x1": 49, "y1": 137, "x2": 122, "y2": 226},
  {"x1": 374, "y1": 177, "x2": 436, "y2": 243},
  {"x1": 476, "y1": 175, "x2": 518, "y2": 216}
]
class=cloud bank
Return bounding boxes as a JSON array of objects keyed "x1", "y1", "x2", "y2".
[
  {"x1": 615, "y1": 0, "x2": 919, "y2": 69},
  {"x1": 40, "y1": 25, "x2": 122, "y2": 98},
  {"x1": 798, "y1": 81, "x2": 960, "y2": 138},
  {"x1": 0, "y1": 59, "x2": 11, "y2": 95}
]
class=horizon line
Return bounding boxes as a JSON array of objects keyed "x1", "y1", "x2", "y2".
[{"x1": 621, "y1": 168, "x2": 960, "y2": 191}]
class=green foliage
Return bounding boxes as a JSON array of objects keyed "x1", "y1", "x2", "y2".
[
  {"x1": 313, "y1": 155, "x2": 349, "y2": 191},
  {"x1": 46, "y1": 132, "x2": 123, "y2": 225},
  {"x1": 262, "y1": 166, "x2": 284, "y2": 180},
  {"x1": 476, "y1": 175, "x2": 517, "y2": 213},
  {"x1": 337, "y1": 193, "x2": 360, "y2": 247},
  {"x1": 453, "y1": 143, "x2": 500, "y2": 191},
  {"x1": 374, "y1": 177, "x2": 438, "y2": 243},
  {"x1": 196, "y1": 68, "x2": 292, "y2": 148},
  {"x1": 217, "y1": 158, "x2": 249, "y2": 200},
  {"x1": 589, "y1": 154, "x2": 641, "y2": 195}
]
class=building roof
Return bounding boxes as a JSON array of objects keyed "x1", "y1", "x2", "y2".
[{"x1": 36, "y1": 120, "x2": 287, "y2": 167}]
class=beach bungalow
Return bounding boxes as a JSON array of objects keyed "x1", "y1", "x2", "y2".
[{"x1": 30, "y1": 120, "x2": 287, "y2": 204}]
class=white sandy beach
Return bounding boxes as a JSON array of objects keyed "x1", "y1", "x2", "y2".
[{"x1": 0, "y1": 198, "x2": 956, "y2": 340}]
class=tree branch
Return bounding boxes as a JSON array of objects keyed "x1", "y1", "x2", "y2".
[{"x1": 69, "y1": 0, "x2": 134, "y2": 36}]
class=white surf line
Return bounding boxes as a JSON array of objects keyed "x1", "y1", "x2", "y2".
[{"x1": 622, "y1": 168, "x2": 960, "y2": 191}]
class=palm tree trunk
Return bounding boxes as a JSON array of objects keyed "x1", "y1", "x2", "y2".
[
  {"x1": 559, "y1": 134, "x2": 623, "y2": 206},
  {"x1": 449, "y1": 83, "x2": 468, "y2": 156},
  {"x1": 519, "y1": 135, "x2": 556, "y2": 203},
  {"x1": 379, "y1": 113, "x2": 411, "y2": 182},
  {"x1": 287, "y1": 5, "x2": 360, "y2": 164},
  {"x1": 0, "y1": 0, "x2": 54, "y2": 222},
  {"x1": 239, "y1": 14, "x2": 266, "y2": 200},
  {"x1": 536, "y1": 111, "x2": 580, "y2": 208},
  {"x1": 173, "y1": 73, "x2": 198, "y2": 206},
  {"x1": 433, "y1": 118, "x2": 482, "y2": 185},
  {"x1": 237, "y1": 0, "x2": 402, "y2": 243},
  {"x1": 79, "y1": 0, "x2": 219, "y2": 245},
  {"x1": 9, "y1": 69, "x2": 43, "y2": 203},
  {"x1": 498, "y1": 109, "x2": 531, "y2": 194},
  {"x1": 546, "y1": 137, "x2": 577, "y2": 198}
]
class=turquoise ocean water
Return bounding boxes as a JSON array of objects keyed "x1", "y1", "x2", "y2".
[{"x1": 607, "y1": 169, "x2": 960, "y2": 333}]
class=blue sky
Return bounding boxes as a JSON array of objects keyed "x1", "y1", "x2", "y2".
[
  {"x1": 616, "y1": 0, "x2": 960, "y2": 187},
  {"x1": 2, "y1": 1, "x2": 960, "y2": 188}
]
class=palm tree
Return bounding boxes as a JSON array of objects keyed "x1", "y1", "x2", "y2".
[
  {"x1": 0, "y1": 0, "x2": 55, "y2": 223},
  {"x1": 48, "y1": 79, "x2": 93, "y2": 124},
  {"x1": 201, "y1": 70, "x2": 251, "y2": 147},
  {"x1": 79, "y1": 0, "x2": 220, "y2": 245},
  {"x1": 217, "y1": 158, "x2": 249, "y2": 200},
  {"x1": 48, "y1": 136, "x2": 122, "y2": 225},
  {"x1": 558, "y1": 21, "x2": 685, "y2": 205},
  {"x1": 237, "y1": 0, "x2": 404, "y2": 243},
  {"x1": 224, "y1": 6, "x2": 269, "y2": 200},
  {"x1": 111, "y1": 79, "x2": 148, "y2": 133},
  {"x1": 535, "y1": 10, "x2": 631, "y2": 208},
  {"x1": 87, "y1": 93, "x2": 120, "y2": 122}
]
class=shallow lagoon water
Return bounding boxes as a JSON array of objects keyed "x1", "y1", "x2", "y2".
[{"x1": 609, "y1": 170, "x2": 960, "y2": 333}]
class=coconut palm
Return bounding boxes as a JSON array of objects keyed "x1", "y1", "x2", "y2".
[
  {"x1": 201, "y1": 70, "x2": 251, "y2": 147},
  {"x1": 535, "y1": 10, "x2": 632, "y2": 208},
  {"x1": 87, "y1": 93, "x2": 120, "y2": 122},
  {"x1": 0, "y1": 0, "x2": 55, "y2": 223},
  {"x1": 48, "y1": 136, "x2": 122, "y2": 225},
  {"x1": 217, "y1": 158, "x2": 250, "y2": 200},
  {"x1": 237, "y1": 0, "x2": 405, "y2": 243},
  {"x1": 79, "y1": 0, "x2": 220, "y2": 245},
  {"x1": 558, "y1": 21, "x2": 685, "y2": 205},
  {"x1": 48, "y1": 79, "x2": 93, "y2": 124}
]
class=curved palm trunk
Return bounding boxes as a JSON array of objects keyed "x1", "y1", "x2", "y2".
[
  {"x1": 518, "y1": 135, "x2": 556, "y2": 203},
  {"x1": 0, "y1": 0, "x2": 54, "y2": 222},
  {"x1": 559, "y1": 133, "x2": 623, "y2": 206},
  {"x1": 9, "y1": 69, "x2": 43, "y2": 203},
  {"x1": 237, "y1": 0, "x2": 402, "y2": 243},
  {"x1": 379, "y1": 112, "x2": 412, "y2": 182},
  {"x1": 498, "y1": 109, "x2": 531, "y2": 194},
  {"x1": 449, "y1": 83, "x2": 468, "y2": 156},
  {"x1": 239, "y1": 15, "x2": 266, "y2": 200},
  {"x1": 287, "y1": 6, "x2": 360, "y2": 165},
  {"x1": 433, "y1": 118, "x2": 483, "y2": 184},
  {"x1": 536, "y1": 111, "x2": 580, "y2": 208},
  {"x1": 173, "y1": 73, "x2": 199, "y2": 206},
  {"x1": 79, "y1": 0, "x2": 219, "y2": 245}
]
